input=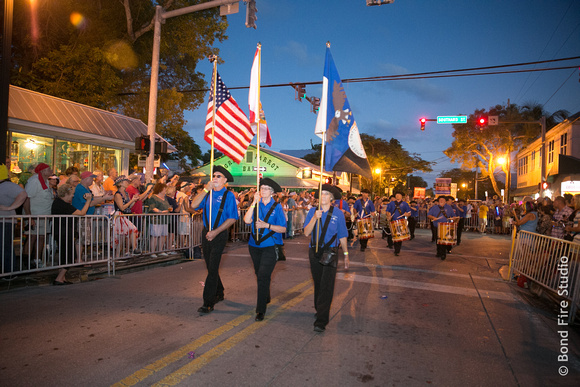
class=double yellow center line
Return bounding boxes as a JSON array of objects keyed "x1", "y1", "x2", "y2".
[{"x1": 113, "y1": 279, "x2": 313, "y2": 387}]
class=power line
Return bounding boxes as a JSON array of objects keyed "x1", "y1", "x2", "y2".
[{"x1": 117, "y1": 56, "x2": 580, "y2": 96}]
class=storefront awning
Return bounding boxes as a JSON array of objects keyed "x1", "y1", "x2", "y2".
[{"x1": 512, "y1": 185, "x2": 539, "y2": 197}]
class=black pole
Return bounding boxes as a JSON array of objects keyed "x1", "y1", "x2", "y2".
[{"x1": 0, "y1": 0, "x2": 13, "y2": 165}]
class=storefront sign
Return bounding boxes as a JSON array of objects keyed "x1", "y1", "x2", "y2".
[{"x1": 561, "y1": 180, "x2": 580, "y2": 194}]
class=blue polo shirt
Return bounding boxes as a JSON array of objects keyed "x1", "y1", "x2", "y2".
[
  {"x1": 428, "y1": 205, "x2": 456, "y2": 227},
  {"x1": 454, "y1": 204, "x2": 467, "y2": 218},
  {"x1": 72, "y1": 184, "x2": 95, "y2": 215},
  {"x1": 386, "y1": 201, "x2": 411, "y2": 221},
  {"x1": 304, "y1": 207, "x2": 348, "y2": 248},
  {"x1": 196, "y1": 187, "x2": 239, "y2": 229},
  {"x1": 248, "y1": 199, "x2": 286, "y2": 248},
  {"x1": 353, "y1": 198, "x2": 375, "y2": 219},
  {"x1": 333, "y1": 199, "x2": 351, "y2": 215},
  {"x1": 409, "y1": 204, "x2": 419, "y2": 218}
]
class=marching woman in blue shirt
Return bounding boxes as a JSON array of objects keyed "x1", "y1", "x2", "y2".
[
  {"x1": 243, "y1": 178, "x2": 287, "y2": 321},
  {"x1": 190, "y1": 166, "x2": 239, "y2": 314},
  {"x1": 304, "y1": 184, "x2": 349, "y2": 332}
]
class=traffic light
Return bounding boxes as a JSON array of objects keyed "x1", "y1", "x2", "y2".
[
  {"x1": 245, "y1": 0, "x2": 257, "y2": 29},
  {"x1": 420, "y1": 118, "x2": 426, "y2": 131},
  {"x1": 135, "y1": 135, "x2": 150, "y2": 152},
  {"x1": 311, "y1": 97, "x2": 320, "y2": 113},
  {"x1": 154, "y1": 141, "x2": 168, "y2": 154},
  {"x1": 475, "y1": 116, "x2": 488, "y2": 128},
  {"x1": 324, "y1": 177, "x2": 332, "y2": 184},
  {"x1": 294, "y1": 84, "x2": 306, "y2": 101},
  {"x1": 540, "y1": 181, "x2": 550, "y2": 190}
]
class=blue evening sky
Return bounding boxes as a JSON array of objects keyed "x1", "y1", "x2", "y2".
[{"x1": 182, "y1": 0, "x2": 580, "y2": 186}]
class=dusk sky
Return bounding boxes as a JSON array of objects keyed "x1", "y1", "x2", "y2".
[{"x1": 182, "y1": 0, "x2": 580, "y2": 186}]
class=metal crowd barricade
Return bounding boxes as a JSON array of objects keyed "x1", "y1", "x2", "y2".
[
  {"x1": 1, "y1": 214, "x2": 111, "y2": 278},
  {"x1": 232, "y1": 207, "x2": 308, "y2": 241},
  {"x1": 508, "y1": 230, "x2": 580, "y2": 323}
]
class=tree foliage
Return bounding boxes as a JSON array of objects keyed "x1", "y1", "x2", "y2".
[
  {"x1": 444, "y1": 103, "x2": 568, "y2": 197},
  {"x1": 11, "y1": 0, "x2": 228, "y2": 167}
]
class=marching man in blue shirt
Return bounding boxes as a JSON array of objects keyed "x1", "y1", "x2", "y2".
[
  {"x1": 353, "y1": 188, "x2": 375, "y2": 252},
  {"x1": 304, "y1": 184, "x2": 349, "y2": 332},
  {"x1": 386, "y1": 192, "x2": 412, "y2": 256},
  {"x1": 191, "y1": 166, "x2": 238, "y2": 314}
]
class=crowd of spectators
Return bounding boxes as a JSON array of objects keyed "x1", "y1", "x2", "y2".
[{"x1": 2, "y1": 160, "x2": 580, "y2": 281}]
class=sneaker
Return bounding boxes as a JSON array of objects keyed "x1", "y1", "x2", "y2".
[
  {"x1": 132, "y1": 249, "x2": 142, "y2": 255},
  {"x1": 150, "y1": 254, "x2": 158, "y2": 258},
  {"x1": 313, "y1": 325, "x2": 325, "y2": 332},
  {"x1": 197, "y1": 305, "x2": 214, "y2": 314},
  {"x1": 159, "y1": 252, "x2": 168, "y2": 257}
]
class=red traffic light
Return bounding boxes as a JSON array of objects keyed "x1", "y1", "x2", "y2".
[
  {"x1": 420, "y1": 118, "x2": 426, "y2": 131},
  {"x1": 541, "y1": 182, "x2": 550, "y2": 190},
  {"x1": 476, "y1": 116, "x2": 488, "y2": 128}
]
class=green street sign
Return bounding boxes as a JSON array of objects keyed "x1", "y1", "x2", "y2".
[{"x1": 437, "y1": 116, "x2": 467, "y2": 124}]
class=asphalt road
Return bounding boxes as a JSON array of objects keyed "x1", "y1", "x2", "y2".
[{"x1": 1, "y1": 228, "x2": 578, "y2": 386}]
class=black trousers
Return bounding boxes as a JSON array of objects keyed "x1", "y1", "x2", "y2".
[
  {"x1": 360, "y1": 238, "x2": 368, "y2": 249},
  {"x1": 394, "y1": 241, "x2": 402, "y2": 254},
  {"x1": 408, "y1": 216, "x2": 417, "y2": 238},
  {"x1": 431, "y1": 222, "x2": 437, "y2": 242},
  {"x1": 436, "y1": 243, "x2": 447, "y2": 258},
  {"x1": 249, "y1": 245, "x2": 277, "y2": 314},
  {"x1": 457, "y1": 218, "x2": 465, "y2": 244},
  {"x1": 201, "y1": 227, "x2": 228, "y2": 307},
  {"x1": 309, "y1": 248, "x2": 337, "y2": 329}
]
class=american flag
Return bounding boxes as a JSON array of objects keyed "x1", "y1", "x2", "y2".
[{"x1": 204, "y1": 71, "x2": 252, "y2": 164}]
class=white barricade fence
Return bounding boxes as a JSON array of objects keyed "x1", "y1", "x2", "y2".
[
  {"x1": 1, "y1": 212, "x2": 206, "y2": 278},
  {"x1": 509, "y1": 230, "x2": 580, "y2": 323},
  {"x1": 233, "y1": 208, "x2": 307, "y2": 241},
  {"x1": 1, "y1": 214, "x2": 111, "y2": 277}
]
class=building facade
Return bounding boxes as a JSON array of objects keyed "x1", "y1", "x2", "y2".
[{"x1": 514, "y1": 112, "x2": 580, "y2": 199}]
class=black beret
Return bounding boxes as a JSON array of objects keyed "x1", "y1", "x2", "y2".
[
  {"x1": 314, "y1": 184, "x2": 342, "y2": 200},
  {"x1": 259, "y1": 177, "x2": 282, "y2": 193},
  {"x1": 212, "y1": 165, "x2": 234, "y2": 182}
]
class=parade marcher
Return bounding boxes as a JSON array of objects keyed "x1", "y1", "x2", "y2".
[
  {"x1": 386, "y1": 192, "x2": 412, "y2": 256},
  {"x1": 333, "y1": 191, "x2": 351, "y2": 243},
  {"x1": 408, "y1": 200, "x2": 418, "y2": 240},
  {"x1": 428, "y1": 196, "x2": 457, "y2": 260},
  {"x1": 304, "y1": 184, "x2": 348, "y2": 332},
  {"x1": 353, "y1": 189, "x2": 376, "y2": 252},
  {"x1": 454, "y1": 198, "x2": 467, "y2": 245},
  {"x1": 346, "y1": 196, "x2": 356, "y2": 240},
  {"x1": 243, "y1": 178, "x2": 287, "y2": 321},
  {"x1": 190, "y1": 166, "x2": 239, "y2": 314}
]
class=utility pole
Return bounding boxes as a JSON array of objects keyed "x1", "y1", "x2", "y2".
[
  {"x1": 144, "y1": 0, "x2": 243, "y2": 181},
  {"x1": 0, "y1": 0, "x2": 13, "y2": 165}
]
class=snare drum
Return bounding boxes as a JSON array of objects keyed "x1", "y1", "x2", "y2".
[
  {"x1": 390, "y1": 219, "x2": 410, "y2": 242},
  {"x1": 357, "y1": 218, "x2": 375, "y2": 240},
  {"x1": 437, "y1": 222, "x2": 457, "y2": 245}
]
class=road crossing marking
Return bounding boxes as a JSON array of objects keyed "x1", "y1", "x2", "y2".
[
  {"x1": 112, "y1": 279, "x2": 312, "y2": 387},
  {"x1": 336, "y1": 272, "x2": 516, "y2": 301}
]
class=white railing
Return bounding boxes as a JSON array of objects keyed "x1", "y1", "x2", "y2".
[
  {"x1": 508, "y1": 230, "x2": 580, "y2": 323},
  {"x1": 1, "y1": 212, "x2": 204, "y2": 278},
  {"x1": 232, "y1": 208, "x2": 307, "y2": 241}
]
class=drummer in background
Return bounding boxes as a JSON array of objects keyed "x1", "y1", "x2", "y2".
[
  {"x1": 408, "y1": 200, "x2": 419, "y2": 240},
  {"x1": 386, "y1": 192, "x2": 412, "y2": 256},
  {"x1": 333, "y1": 190, "x2": 351, "y2": 231},
  {"x1": 454, "y1": 198, "x2": 467, "y2": 245},
  {"x1": 353, "y1": 189, "x2": 376, "y2": 252},
  {"x1": 346, "y1": 196, "x2": 356, "y2": 240},
  {"x1": 427, "y1": 196, "x2": 457, "y2": 260}
]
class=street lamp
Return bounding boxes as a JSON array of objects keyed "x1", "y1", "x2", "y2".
[
  {"x1": 496, "y1": 154, "x2": 510, "y2": 202},
  {"x1": 374, "y1": 168, "x2": 382, "y2": 197}
]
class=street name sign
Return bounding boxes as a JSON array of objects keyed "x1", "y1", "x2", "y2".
[{"x1": 437, "y1": 116, "x2": 467, "y2": 124}]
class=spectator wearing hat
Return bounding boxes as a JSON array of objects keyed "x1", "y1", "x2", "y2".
[
  {"x1": 23, "y1": 163, "x2": 54, "y2": 266},
  {"x1": 190, "y1": 166, "x2": 239, "y2": 314},
  {"x1": 0, "y1": 164, "x2": 28, "y2": 273},
  {"x1": 304, "y1": 184, "x2": 349, "y2": 332},
  {"x1": 72, "y1": 171, "x2": 113, "y2": 261},
  {"x1": 243, "y1": 178, "x2": 287, "y2": 321},
  {"x1": 112, "y1": 175, "x2": 140, "y2": 255},
  {"x1": 353, "y1": 188, "x2": 376, "y2": 252}
]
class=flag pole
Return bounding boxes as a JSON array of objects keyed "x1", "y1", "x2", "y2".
[
  {"x1": 316, "y1": 133, "x2": 327, "y2": 253},
  {"x1": 255, "y1": 43, "x2": 262, "y2": 240},
  {"x1": 209, "y1": 56, "x2": 218, "y2": 231}
]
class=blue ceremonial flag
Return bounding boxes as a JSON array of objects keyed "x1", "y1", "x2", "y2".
[{"x1": 315, "y1": 45, "x2": 372, "y2": 179}]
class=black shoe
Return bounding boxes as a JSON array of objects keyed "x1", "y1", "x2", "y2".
[
  {"x1": 360, "y1": 247, "x2": 365, "y2": 252},
  {"x1": 388, "y1": 245, "x2": 393, "y2": 249},
  {"x1": 255, "y1": 313, "x2": 265, "y2": 321},
  {"x1": 53, "y1": 280, "x2": 72, "y2": 286},
  {"x1": 394, "y1": 251, "x2": 400, "y2": 256},
  {"x1": 215, "y1": 294, "x2": 225, "y2": 303},
  {"x1": 197, "y1": 305, "x2": 214, "y2": 314},
  {"x1": 314, "y1": 325, "x2": 325, "y2": 332},
  {"x1": 441, "y1": 255, "x2": 446, "y2": 261}
]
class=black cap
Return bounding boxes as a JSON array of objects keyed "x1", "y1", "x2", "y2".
[
  {"x1": 360, "y1": 188, "x2": 371, "y2": 194},
  {"x1": 314, "y1": 184, "x2": 342, "y2": 200},
  {"x1": 259, "y1": 177, "x2": 282, "y2": 193},
  {"x1": 212, "y1": 166, "x2": 234, "y2": 182}
]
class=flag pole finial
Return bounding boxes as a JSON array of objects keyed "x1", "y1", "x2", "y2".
[
  {"x1": 326, "y1": 41, "x2": 331, "y2": 48},
  {"x1": 257, "y1": 42, "x2": 261, "y2": 48},
  {"x1": 208, "y1": 55, "x2": 218, "y2": 63}
]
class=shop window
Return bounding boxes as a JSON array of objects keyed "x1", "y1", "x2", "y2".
[
  {"x1": 92, "y1": 145, "x2": 120, "y2": 174},
  {"x1": 560, "y1": 133, "x2": 567, "y2": 156},
  {"x1": 548, "y1": 140, "x2": 554, "y2": 164},
  {"x1": 10, "y1": 133, "x2": 54, "y2": 175},
  {"x1": 55, "y1": 141, "x2": 90, "y2": 175}
]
